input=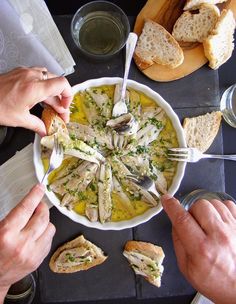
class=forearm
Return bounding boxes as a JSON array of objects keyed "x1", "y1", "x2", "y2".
[{"x1": 0, "y1": 286, "x2": 9, "y2": 304}]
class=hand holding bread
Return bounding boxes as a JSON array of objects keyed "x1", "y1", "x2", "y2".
[{"x1": 0, "y1": 67, "x2": 72, "y2": 136}]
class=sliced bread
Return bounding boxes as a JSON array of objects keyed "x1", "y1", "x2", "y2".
[
  {"x1": 134, "y1": 19, "x2": 184, "y2": 70},
  {"x1": 49, "y1": 235, "x2": 107, "y2": 273},
  {"x1": 203, "y1": 9, "x2": 236, "y2": 69},
  {"x1": 172, "y1": 4, "x2": 220, "y2": 43},
  {"x1": 183, "y1": 111, "x2": 222, "y2": 152},
  {"x1": 123, "y1": 240, "x2": 165, "y2": 287},
  {"x1": 184, "y1": 0, "x2": 227, "y2": 11}
]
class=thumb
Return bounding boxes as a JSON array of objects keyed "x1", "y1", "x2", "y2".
[{"x1": 23, "y1": 114, "x2": 47, "y2": 137}]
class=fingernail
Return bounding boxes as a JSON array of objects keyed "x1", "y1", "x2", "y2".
[
  {"x1": 161, "y1": 194, "x2": 173, "y2": 201},
  {"x1": 38, "y1": 183, "x2": 46, "y2": 191}
]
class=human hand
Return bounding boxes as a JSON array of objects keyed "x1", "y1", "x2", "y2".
[
  {"x1": 162, "y1": 195, "x2": 236, "y2": 304},
  {"x1": 0, "y1": 184, "x2": 55, "y2": 301},
  {"x1": 0, "y1": 67, "x2": 73, "y2": 136}
]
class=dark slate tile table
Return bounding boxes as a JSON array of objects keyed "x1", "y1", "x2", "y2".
[{"x1": 0, "y1": 11, "x2": 235, "y2": 304}]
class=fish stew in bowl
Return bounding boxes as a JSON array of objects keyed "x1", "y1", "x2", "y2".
[{"x1": 35, "y1": 77, "x2": 186, "y2": 230}]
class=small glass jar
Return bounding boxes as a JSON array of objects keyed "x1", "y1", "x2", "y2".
[
  {"x1": 5, "y1": 274, "x2": 36, "y2": 304},
  {"x1": 0, "y1": 126, "x2": 7, "y2": 146},
  {"x1": 220, "y1": 83, "x2": 236, "y2": 128},
  {"x1": 181, "y1": 189, "x2": 236, "y2": 211}
]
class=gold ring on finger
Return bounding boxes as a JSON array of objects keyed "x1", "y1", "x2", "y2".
[{"x1": 42, "y1": 70, "x2": 48, "y2": 81}]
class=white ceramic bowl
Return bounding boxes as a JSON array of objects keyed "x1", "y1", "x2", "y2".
[{"x1": 34, "y1": 77, "x2": 186, "y2": 230}]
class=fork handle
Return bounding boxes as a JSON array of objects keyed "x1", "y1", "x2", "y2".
[
  {"x1": 120, "y1": 33, "x2": 138, "y2": 100},
  {"x1": 203, "y1": 154, "x2": 236, "y2": 161},
  {"x1": 41, "y1": 168, "x2": 49, "y2": 184}
]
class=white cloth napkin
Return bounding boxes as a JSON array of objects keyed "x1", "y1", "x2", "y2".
[
  {"x1": 191, "y1": 293, "x2": 215, "y2": 304},
  {"x1": 0, "y1": 144, "x2": 52, "y2": 221},
  {"x1": 0, "y1": 0, "x2": 75, "y2": 76}
]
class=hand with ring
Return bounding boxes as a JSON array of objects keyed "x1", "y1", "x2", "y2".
[{"x1": 0, "y1": 67, "x2": 73, "y2": 136}]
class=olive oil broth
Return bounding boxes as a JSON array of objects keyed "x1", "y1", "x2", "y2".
[{"x1": 42, "y1": 85, "x2": 178, "y2": 222}]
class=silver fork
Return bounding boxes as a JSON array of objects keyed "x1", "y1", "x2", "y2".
[
  {"x1": 41, "y1": 135, "x2": 64, "y2": 184},
  {"x1": 168, "y1": 147, "x2": 236, "y2": 162},
  {"x1": 112, "y1": 32, "x2": 138, "y2": 117},
  {"x1": 126, "y1": 174, "x2": 160, "y2": 198}
]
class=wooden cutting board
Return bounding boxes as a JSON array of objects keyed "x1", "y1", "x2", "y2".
[{"x1": 133, "y1": 0, "x2": 236, "y2": 82}]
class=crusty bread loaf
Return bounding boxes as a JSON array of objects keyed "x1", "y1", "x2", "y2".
[
  {"x1": 172, "y1": 4, "x2": 220, "y2": 43},
  {"x1": 49, "y1": 235, "x2": 107, "y2": 273},
  {"x1": 134, "y1": 19, "x2": 184, "y2": 70},
  {"x1": 42, "y1": 106, "x2": 68, "y2": 136},
  {"x1": 183, "y1": 111, "x2": 222, "y2": 152},
  {"x1": 123, "y1": 240, "x2": 165, "y2": 287},
  {"x1": 184, "y1": 0, "x2": 227, "y2": 11},
  {"x1": 203, "y1": 9, "x2": 236, "y2": 69}
]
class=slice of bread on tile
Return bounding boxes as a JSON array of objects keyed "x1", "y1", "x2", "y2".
[
  {"x1": 183, "y1": 111, "x2": 222, "y2": 152},
  {"x1": 123, "y1": 240, "x2": 165, "y2": 287},
  {"x1": 172, "y1": 4, "x2": 220, "y2": 43},
  {"x1": 134, "y1": 19, "x2": 184, "y2": 70},
  {"x1": 49, "y1": 235, "x2": 107, "y2": 273},
  {"x1": 203, "y1": 9, "x2": 236, "y2": 69},
  {"x1": 184, "y1": 0, "x2": 227, "y2": 11}
]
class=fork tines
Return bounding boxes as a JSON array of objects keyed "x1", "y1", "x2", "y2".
[{"x1": 167, "y1": 148, "x2": 189, "y2": 161}]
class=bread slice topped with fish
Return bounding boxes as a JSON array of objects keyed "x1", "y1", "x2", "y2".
[
  {"x1": 49, "y1": 235, "x2": 107, "y2": 273},
  {"x1": 41, "y1": 106, "x2": 105, "y2": 165},
  {"x1": 123, "y1": 240, "x2": 165, "y2": 287}
]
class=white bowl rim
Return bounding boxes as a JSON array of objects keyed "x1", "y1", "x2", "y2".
[{"x1": 33, "y1": 77, "x2": 186, "y2": 230}]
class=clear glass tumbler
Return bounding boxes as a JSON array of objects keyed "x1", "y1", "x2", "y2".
[
  {"x1": 220, "y1": 83, "x2": 236, "y2": 128},
  {"x1": 5, "y1": 273, "x2": 36, "y2": 304},
  {"x1": 181, "y1": 189, "x2": 236, "y2": 211},
  {"x1": 71, "y1": 1, "x2": 130, "y2": 60}
]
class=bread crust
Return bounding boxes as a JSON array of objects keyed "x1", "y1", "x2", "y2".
[
  {"x1": 42, "y1": 106, "x2": 67, "y2": 136},
  {"x1": 133, "y1": 53, "x2": 153, "y2": 70},
  {"x1": 203, "y1": 9, "x2": 235, "y2": 69},
  {"x1": 49, "y1": 235, "x2": 107, "y2": 273},
  {"x1": 124, "y1": 240, "x2": 164, "y2": 262},
  {"x1": 183, "y1": 111, "x2": 222, "y2": 152},
  {"x1": 184, "y1": 0, "x2": 227, "y2": 10}
]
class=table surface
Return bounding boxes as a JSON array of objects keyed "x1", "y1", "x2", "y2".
[{"x1": 1, "y1": 1, "x2": 236, "y2": 304}]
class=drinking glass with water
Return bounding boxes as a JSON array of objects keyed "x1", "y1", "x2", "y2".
[
  {"x1": 220, "y1": 83, "x2": 236, "y2": 128},
  {"x1": 71, "y1": 1, "x2": 130, "y2": 60}
]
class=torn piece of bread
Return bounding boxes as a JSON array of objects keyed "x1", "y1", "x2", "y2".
[
  {"x1": 42, "y1": 105, "x2": 68, "y2": 136},
  {"x1": 184, "y1": 0, "x2": 227, "y2": 11},
  {"x1": 183, "y1": 111, "x2": 222, "y2": 152},
  {"x1": 123, "y1": 240, "x2": 165, "y2": 287},
  {"x1": 203, "y1": 9, "x2": 236, "y2": 69},
  {"x1": 134, "y1": 19, "x2": 184, "y2": 70},
  {"x1": 172, "y1": 4, "x2": 220, "y2": 43},
  {"x1": 49, "y1": 235, "x2": 107, "y2": 273}
]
